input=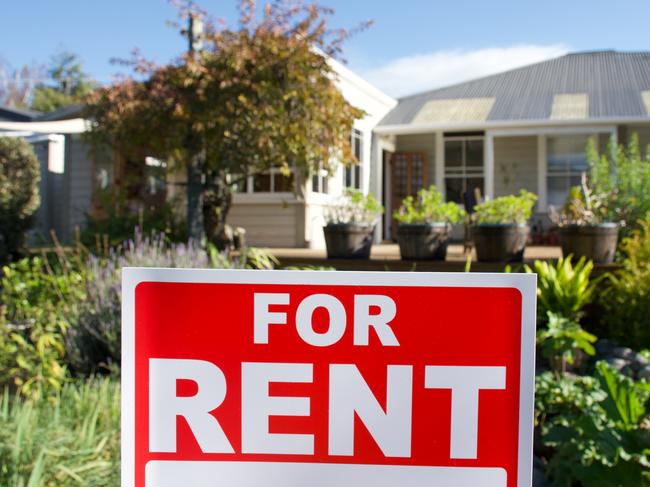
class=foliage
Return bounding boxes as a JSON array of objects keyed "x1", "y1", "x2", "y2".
[
  {"x1": 0, "y1": 255, "x2": 84, "y2": 399},
  {"x1": 325, "y1": 188, "x2": 383, "y2": 225},
  {"x1": 0, "y1": 377, "x2": 120, "y2": 486},
  {"x1": 549, "y1": 173, "x2": 611, "y2": 226},
  {"x1": 0, "y1": 137, "x2": 41, "y2": 265},
  {"x1": 539, "y1": 363, "x2": 650, "y2": 487},
  {"x1": 393, "y1": 185, "x2": 465, "y2": 224},
  {"x1": 537, "y1": 312, "x2": 596, "y2": 373},
  {"x1": 66, "y1": 230, "x2": 277, "y2": 374},
  {"x1": 587, "y1": 135, "x2": 650, "y2": 236},
  {"x1": 599, "y1": 214, "x2": 650, "y2": 348},
  {"x1": 524, "y1": 255, "x2": 598, "y2": 322},
  {"x1": 472, "y1": 190, "x2": 537, "y2": 225},
  {"x1": 81, "y1": 186, "x2": 187, "y2": 247},
  {"x1": 0, "y1": 60, "x2": 43, "y2": 108},
  {"x1": 85, "y1": 0, "x2": 367, "y2": 243},
  {"x1": 30, "y1": 52, "x2": 95, "y2": 113}
]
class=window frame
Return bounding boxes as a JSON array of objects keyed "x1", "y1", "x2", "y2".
[
  {"x1": 344, "y1": 128, "x2": 364, "y2": 190},
  {"x1": 443, "y1": 134, "x2": 485, "y2": 204}
]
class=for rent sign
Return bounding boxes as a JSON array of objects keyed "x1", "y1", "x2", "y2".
[{"x1": 122, "y1": 269, "x2": 536, "y2": 487}]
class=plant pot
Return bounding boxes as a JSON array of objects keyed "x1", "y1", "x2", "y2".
[
  {"x1": 323, "y1": 223, "x2": 375, "y2": 259},
  {"x1": 558, "y1": 223, "x2": 619, "y2": 264},
  {"x1": 397, "y1": 222, "x2": 450, "y2": 260},
  {"x1": 472, "y1": 224, "x2": 530, "y2": 262}
]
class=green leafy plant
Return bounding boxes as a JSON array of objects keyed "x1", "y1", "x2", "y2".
[
  {"x1": 325, "y1": 188, "x2": 383, "y2": 225},
  {"x1": 0, "y1": 137, "x2": 41, "y2": 265},
  {"x1": 472, "y1": 190, "x2": 537, "y2": 225},
  {"x1": 549, "y1": 172, "x2": 610, "y2": 226},
  {"x1": 587, "y1": 134, "x2": 650, "y2": 237},
  {"x1": 541, "y1": 362, "x2": 650, "y2": 487},
  {"x1": 537, "y1": 312, "x2": 596, "y2": 373},
  {"x1": 524, "y1": 255, "x2": 598, "y2": 322},
  {"x1": 393, "y1": 185, "x2": 465, "y2": 224},
  {"x1": 599, "y1": 214, "x2": 650, "y2": 348}
]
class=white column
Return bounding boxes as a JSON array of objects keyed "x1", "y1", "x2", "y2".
[
  {"x1": 435, "y1": 132, "x2": 445, "y2": 195},
  {"x1": 484, "y1": 132, "x2": 495, "y2": 200},
  {"x1": 537, "y1": 135, "x2": 547, "y2": 211}
]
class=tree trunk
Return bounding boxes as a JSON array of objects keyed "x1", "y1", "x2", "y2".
[
  {"x1": 186, "y1": 159, "x2": 204, "y2": 241},
  {"x1": 202, "y1": 170, "x2": 233, "y2": 250}
]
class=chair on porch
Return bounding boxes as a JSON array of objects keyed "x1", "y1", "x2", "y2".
[{"x1": 462, "y1": 187, "x2": 483, "y2": 255}]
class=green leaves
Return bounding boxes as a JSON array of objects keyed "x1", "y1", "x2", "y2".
[
  {"x1": 472, "y1": 189, "x2": 537, "y2": 225},
  {"x1": 596, "y1": 361, "x2": 649, "y2": 429},
  {"x1": 393, "y1": 185, "x2": 466, "y2": 224},
  {"x1": 537, "y1": 312, "x2": 596, "y2": 372},
  {"x1": 525, "y1": 255, "x2": 598, "y2": 322}
]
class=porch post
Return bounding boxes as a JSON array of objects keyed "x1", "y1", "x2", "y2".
[
  {"x1": 435, "y1": 131, "x2": 445, "y2": 195},
  {"x1": 484, "y1": 132, "x2": 495, "y2": 199},
  {"x1": 537, "y1": 135, "x2": 547, "y2": 211}
]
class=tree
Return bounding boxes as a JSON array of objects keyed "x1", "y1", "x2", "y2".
[
  {"x1": 0, "y1": 60, "x2": 44, "y2": 109},
  {"x1": 0, "y1": 137, "x2": 41, "y2": 264},
  {"x1": 85, "y1": 0, "x2": 366, "y2": 246},
  {"x1": 30, "y1": 52, "x2": 95, "y2": 113}
]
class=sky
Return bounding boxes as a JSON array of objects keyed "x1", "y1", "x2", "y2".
[{"x1": 2, "y1": 0, "x2": 650, "y2": 99}]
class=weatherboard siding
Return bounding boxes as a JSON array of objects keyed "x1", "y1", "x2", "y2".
[
  {"x1": 493, "y1": 136, "x2": 538, "y2": 197},
  {"x1": 228, "y1": 201, "x2": 303, "y2": 248}
]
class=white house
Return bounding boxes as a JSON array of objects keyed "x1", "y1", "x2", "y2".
[{"x1": 3, "y1": 50, "x2": 650, "y2": 248}]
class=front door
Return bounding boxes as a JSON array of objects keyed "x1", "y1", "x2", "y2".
[{"x1": 389, "y1": 152, "x2": 428, "y2": 240}]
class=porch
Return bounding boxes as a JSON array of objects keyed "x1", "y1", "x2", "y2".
[{"x1": 268, "y1": 243, "x2": 615, "y2": 274}]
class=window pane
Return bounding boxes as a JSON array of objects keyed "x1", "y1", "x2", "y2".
[
  {"x1": 466, "y1": 140, "x2": 484, "y2": 168},
  {"x1": 547, "y1": 135, "x2": 589, "y2": 174},
  {"x1": 322, "y1": 175, "x2": 328, "y2": 194},
  {"x1": 274, "y1": 172, "x2": 294, "y2": 192},
  {"x1": 445, "y1": 177, "x2": 463, "y2": 204},
  {"x1": 445, "y1": 140, "x2": 463, "y2": 167},
  {"x1": 547, "y1": 175, "x2": 570, "y2": 207},
  {"x1": 354, "y1": 164, "x2": 361, "y2": 189},
  {"x1": 345, "y1": 166, "x2": 353, "y2": 188},
  {"x1": 253, "y1": 173, "x2": 271, "y2": 192},
  {"x1": 312, "y1": 174, "x2": 320, "y2": 193}
]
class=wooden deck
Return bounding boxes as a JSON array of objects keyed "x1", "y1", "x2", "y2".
[{"x1": 269, "y1": 244, "x2": 618, "y2": 274}]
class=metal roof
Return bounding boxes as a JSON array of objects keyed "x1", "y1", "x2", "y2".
[
  {"x1": 0, "y1": 105, "x2": 40, "y2": 122},
  {"x1": 378, "y1": 50, "x2": 650, "y2": 127}
]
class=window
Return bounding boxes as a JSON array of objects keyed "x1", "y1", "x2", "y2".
[
  {"x1": 236, "y1": 168, "x2": 295, "y2": 194},
  {"x1": 546, "y1": 135, "x2": 590, "y2": 207},
  {"x1": 444, "y1": 137, "x2": 484, "y2": 204},
  {"x1": 312, "y1": 162, "x2": 329, "y2": 194},
  {"x1": 344, "y1": 128, "x2": 363, "y2": 189}
]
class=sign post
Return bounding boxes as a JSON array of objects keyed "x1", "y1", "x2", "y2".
[{"x1": 122, "y1": 269, "x2": 536, "y2": 487}]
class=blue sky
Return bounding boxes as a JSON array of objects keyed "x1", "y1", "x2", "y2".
[{"x1": 2, "y1": 0, "x2": 650, "y2": 97}]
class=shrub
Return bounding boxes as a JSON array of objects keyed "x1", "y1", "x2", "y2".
[
  {"x1": 472, "y1": 190, "x2": 537, "y2": 225},
  {"x1": 65, "y1": 230, "x2": 277, "y2": 375},
  {"x1": 325, "y1": 188, "x2": 383, "y2": 225},
  {"x1": 0, "y1": 377, "x2": 120, "y2": 486},
  {"x1": 599, "y1": 214, "x2": 650, "y2": 348},
  {"x1": 0, "y1": 256, "x2": 84, "y2": 398},
  {"x1": 393, "y1": 185, "x2": 465, "y2": 224},
  {"x1": 524, "y1": 255, "x2": 598, "y2": 322},
  {"x1": 0, "y1": 137, "x2": 41, "y2": 265},
  {"x1": 549, "y1": 174, "x2": 610, "y2": 227},
  {"x1": 537, "y1": 312, "x2": 596, "y2": 373},
  {"x1": 587, "y1": 135, "x2": 650, "y2": 236},
  {"x1": 539, "y1": 362, "x2": 650, "y2": 487}
]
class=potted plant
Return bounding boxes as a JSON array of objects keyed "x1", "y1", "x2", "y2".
[
  {"x1": 472, "y1": 190, "x2": 537, "y2": 262},
  {"x1": 323, "y1": 189, "x2": 383, "y2": 259},
  {"x1": 549, "y1": 175, "x2": 618, "y2": 264},
  {"x1": 393, "y1": 185, "x2": 465, "y2": 260}
]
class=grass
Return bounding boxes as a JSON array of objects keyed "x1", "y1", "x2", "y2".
[{"x1": 0, "y1": 377, "x2": 120, "y2": 486}]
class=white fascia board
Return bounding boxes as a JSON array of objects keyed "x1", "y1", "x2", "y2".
[
  {"x1": 0, "y1": 118, "x2": 89, "y2": 134},
  {"x1": 374, "y1": 116, "x2": 650, "y2": 136}
]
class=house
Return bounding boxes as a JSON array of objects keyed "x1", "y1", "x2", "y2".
[
  {"x1": 372, "y1": 50, "x2": 650, "y2": 241},
  {"x1": 2, "y1": 50, "x2": 650, "y2": 248}
]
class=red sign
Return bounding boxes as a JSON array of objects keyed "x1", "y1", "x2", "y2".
[{"x1": 122, "y1": 269, "x2": 536, "y2": 487}]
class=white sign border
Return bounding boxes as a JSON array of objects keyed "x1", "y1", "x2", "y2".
[{"x1": 122, "y1": 268, "x2": 536, "y2": 487}]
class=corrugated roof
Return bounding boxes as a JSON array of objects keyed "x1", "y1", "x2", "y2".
[
  {"x1": 0, "y1": 105, "x2": 40, "y2": 122},
  {"x1": 379, "y1": 50, "x2": 650, "y2": 127}
]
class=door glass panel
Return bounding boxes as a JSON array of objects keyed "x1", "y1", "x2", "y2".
[
  {"x1": 466, "y1": 140, "x2": 484, "y2": 167},
  {"x1": 445, "y1": 177, "x2": 463, "y2": 204},
  {"x1": 445, "y1": 140, "x2": 463, "y2": 167}
]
